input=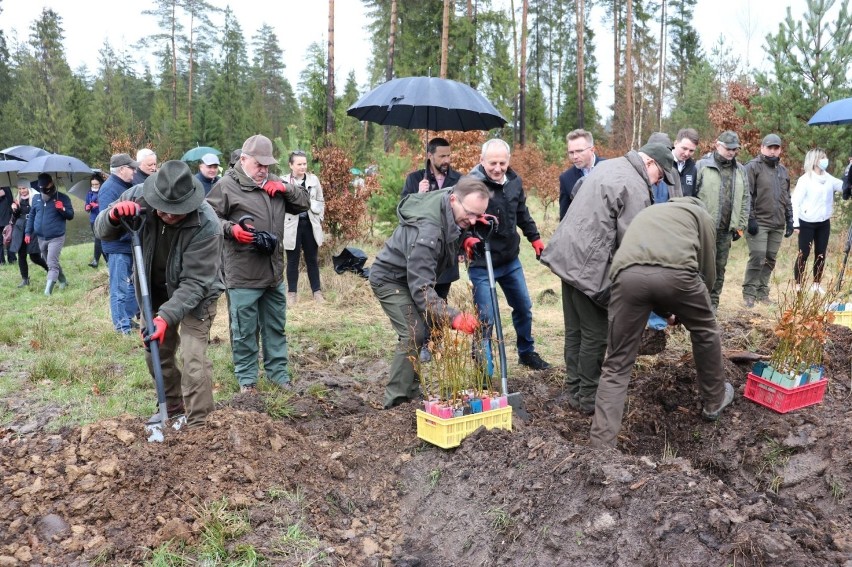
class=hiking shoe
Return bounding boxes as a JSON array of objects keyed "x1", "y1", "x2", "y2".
[
  {"x1": 743, "y1": 296, "x2": 755, "y2": 308},
  {"x1": 313, "y1": 290, "x2": 325, "y2": 303},
  {"x1": 567, "y1": 395, "x2": 595, "y2": 415},
  {"x1": 811, "y1": 283, "x2": 826, "y2": 295},
  {"x1": 287, "y1": 292, "x2": 297, "y2": 305},
  {"x1": 88, "y1": 260, "x2": 99, "y2": 268},
  {"x1": 519, "y1": 351, "x2": 551, "y2": 370},
  {"x1": 702, "y1": 382, "x2": 734, "y2": 421},
  {"x1": 240, "y1": 384, "x2": 258, "y2": 394},
  {"x1": 757, "y1": 297, "x2": 775, "y2": 306}
]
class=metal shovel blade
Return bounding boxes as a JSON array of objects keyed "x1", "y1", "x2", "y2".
[{"x1": 145, "y1": 423, "x2": 165, "y2": 443}]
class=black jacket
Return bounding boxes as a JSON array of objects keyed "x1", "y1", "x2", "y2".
[
  {"x1": 468, "y1": 164, "x2": 540, "y2": 269},
  {"x1": 678, "y1": 158, "x2": 698, "y2": 197},
  {"x1": 401, "y1": 166, "x2": 462, "y2": 197},
  {"x1": 558, "y1": 156, "x2": 605, "y2": 219}
]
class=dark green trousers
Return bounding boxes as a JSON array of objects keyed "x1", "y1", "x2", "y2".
[
  {"x1": 371, "y1": 281, "x2": 425, "y2": 408},
  {"x1": 710, "y1": 229, "x2": 734, "y2": 308},
  {"x1": 743, "y1": 226, "x2": 784, "y2": 300},
  {"x1": 562, "y1": 282, "x2": 608, "y2": 407}
]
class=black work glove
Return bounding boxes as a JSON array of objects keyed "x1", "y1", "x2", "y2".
[
  {"x1": 252, "y1": 230, "x2": 278, "y2": 256},
  {"x1": 731, "y1": 230, "x2": 741, "y2": 242},
  {"x1": 747, "y1": 218, "x2": 758, "y2": 236},
  {"x1": 784, "y1": 221, "x2": 794, "y2": 238}
]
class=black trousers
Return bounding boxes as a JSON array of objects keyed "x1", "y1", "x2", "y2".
[
  {"x1": 286, "y1": 217, "x2": 321, "y2": 293},
  {"x1": 18, "y1": 250, "x2": 48, "y2": 279},
  {"x1": 795, "y1": 219, "x2": 831, "y2": 283}
]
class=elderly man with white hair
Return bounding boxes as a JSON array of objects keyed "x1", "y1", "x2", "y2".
[
  {"x1": 133, "y1": 148, "x2": 158, "y2": 185},
  {"x1": 467, "y1": 138, "x2": 551, "y2": 374}
]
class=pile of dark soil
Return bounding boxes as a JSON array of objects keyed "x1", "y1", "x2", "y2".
[{"x1": 2, "y1": 316, "x2": 851, "y2": 566}]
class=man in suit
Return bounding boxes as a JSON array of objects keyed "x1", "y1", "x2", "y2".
[{"x1": 558, "y1": 129, "x2": 605, "y2": 219}]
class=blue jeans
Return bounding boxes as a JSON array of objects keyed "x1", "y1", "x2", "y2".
[
  {"x1": 469, "y1": 257, "x2": 535, "y2": 375},
  {"x1": 107, "y1": 253, "x2": 139, "y2": 333}
]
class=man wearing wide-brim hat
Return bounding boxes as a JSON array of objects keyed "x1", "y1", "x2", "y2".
[{"x1": 95, "y1": 160, "x2": 225, "y2": 429}]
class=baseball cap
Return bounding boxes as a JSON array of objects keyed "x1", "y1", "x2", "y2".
[
  {"x1": 241, "y1": 135, "x2": 278, "y2": 166},
  {"x1": 638, "y1": 143, "x2": 676, "y2": 186},
  {"x1": 200, "y1": 153, "x2": 220, "y2": 166},
  {"x1": 110, "y1": 153, "x2": 139, "y2": 169},
  {"x1": 717, "y1": 131, "x2": 741, "y2": 149},
  {"x1": 762, "y1": 134, "x2": 782, "y2": 147},
  {"x1": 647, "y1": 132, "x2": 674, "y2": 150},
  {"x1": 37, "y1": 173, "x2": 53, "y2": 189}
]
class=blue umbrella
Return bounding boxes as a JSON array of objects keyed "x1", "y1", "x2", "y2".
[
  {"x1": 0, "y1": 145, "x2": 50, "y2": 161},
  {"x1": 18, "y1": 153, "x2": 94, "y2": 188},
  {"x1": 181, "y1": 146, "x2": 222, "y2": 162},
  {"x1": 346, "y1": 76, "x2": 507, "y2": 131},
  {"x1": 808, "y1": 97, "x2": 852, "y2": 125}
]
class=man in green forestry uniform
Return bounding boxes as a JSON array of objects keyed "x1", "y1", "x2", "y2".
[
  {"x1": 589, "y1": 197, "x2": 734, "y2": 448},
  {"x1": 694, "y1": 131, "x2": 750, "y2": 311},
  {"x1": 368, "y1": 177, "x2": 490, "y2": 409},
  {"x1": 96, "y1": 161, "x2": 225, "y2": 428}
]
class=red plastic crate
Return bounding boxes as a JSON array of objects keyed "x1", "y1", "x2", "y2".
[{"x1": 744, "y1": 372, "x2": 827, "y2": 413}]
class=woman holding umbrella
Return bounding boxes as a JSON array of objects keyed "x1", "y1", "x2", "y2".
[
  {"x1": 9, "y1": 180, "x2": 49, "y2": 287},
  {"x1": 791, "y1": 148, "x2": 844, "y2": 293},
  {"x1": 25, "y1": 173, "x2": 74, "y2": 295}
]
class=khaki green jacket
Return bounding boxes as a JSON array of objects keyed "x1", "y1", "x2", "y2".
[{"x1": 695, "y1": 154, "x2": 750, "y2": 232}]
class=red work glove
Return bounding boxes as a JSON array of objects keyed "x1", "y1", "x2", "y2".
[
  {"x1": 231, "y1": 222, "x2": 255, "y2": 244},
  {"x1": 531, "y1": 239, "x2": 545, "y2": 259},
  {"x1": 54, "y1": 200, "x2": 65, "y2": 211},
  {"x1": 462, "y1": 236, "x2": 481, "y2": 260},
  {"x1": 263, "y1": 180, "x2": 286, "y2": 198},
  {"x1": 109, "y1": 201, "x2": 141, "y2": 223},
  {"x1": 142, "y1": 316, "x2": 168, "y2": 347},
  {"x1": 85, "y1": 203, "x2": 92, "y2": 211},
  {"x1": 451, "y1": 313, "x2": 479, "y2": 335},
  {"x1": 476, "y1": 213, "x2": 499, "y2": 226},
  {"x1": 24, "y1": 235, "x2": 31, "y2": 245}
]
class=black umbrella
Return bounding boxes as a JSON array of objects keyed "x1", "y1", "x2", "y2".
[
  {"x1": 346, "y1": 76, "x2": 506, "y2": 132},
  {"x1": 0, "y1": 145, "x2": 50, "y2": 161}
]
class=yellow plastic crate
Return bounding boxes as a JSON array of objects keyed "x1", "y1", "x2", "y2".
[
  {"x1": 416, "y1": 406, "x2": 512, "y2": 449},
  {"x1": 832, "y1": 310, "x2": 852, "y2": 329}
]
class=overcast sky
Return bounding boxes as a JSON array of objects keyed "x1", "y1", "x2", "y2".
[{"x1": 0, "y1": 0, "x2": 815, "y2": 122}]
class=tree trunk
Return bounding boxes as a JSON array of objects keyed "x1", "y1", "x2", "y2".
[
  {"x1": 657, "y1": 0, "x2": 666, "y2": 130},
  {"x1": 625, "y1": 0, "x2": 634, "y2": 148},
  {"x1": 519, "y1": 0, "x2": 528, "y2": 146},
  {"x1": 170, "y1": 1, "x2": 178, "y2": 121},
  {"x1": 188, "y1": 10, "x2": 195, "y2": 131},
  {"x1": 440, "y1": 0, "x2": 450, "y2": 78},
  {"x1": 326, "y1": 0, "x2": 336, "y2": 136},
  {"x1": 613, "y1": 0, "x2": 620, "y2": 121},
  {"x1": 577, "y1": 0, "x2": 586, "y2": 128},
  {"x1": 510, "y1": 0, "x2": 519, "y2": 142},
  {"x1": 384, "y1": 0, "x2": 398, "y2": 152},
  {"x1": 468, "y1": 0, "x2": 478, "y2": 87}
]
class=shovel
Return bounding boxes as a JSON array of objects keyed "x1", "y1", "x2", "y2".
[
  {"x1": 475, "y1": 219, "x2": 528, "y2": 419},
  {"x1": 119, "y1": 212, "x2": 170, "y2": 442}
]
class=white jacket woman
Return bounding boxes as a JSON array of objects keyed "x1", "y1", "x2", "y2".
[{"x1": 283, "y1": 151, "x2": 325, "y2": 302}]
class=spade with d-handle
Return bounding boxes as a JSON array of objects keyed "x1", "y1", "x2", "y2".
[
  {"x1": 473, "y1": 219, "x2": 528, "y2": 418},
  {"x1": 119, "y1": 212, "x2": 169, "y2": 442}
]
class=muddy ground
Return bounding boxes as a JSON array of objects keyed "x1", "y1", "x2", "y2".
[{"x1": 2, "y1": 315, "x2": 852, "y2": 566}]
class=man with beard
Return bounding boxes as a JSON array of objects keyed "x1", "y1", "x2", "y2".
[
  {"x1": 402, "y1": 138, "x2": 462, "y2": 197},
  {"x1": 695, "y1": 131, "x2": 750, "y2": 312}
]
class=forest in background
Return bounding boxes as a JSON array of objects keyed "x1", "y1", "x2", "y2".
[{"x1": 1, "y1": 0, "x2": 852, "y2": 239}]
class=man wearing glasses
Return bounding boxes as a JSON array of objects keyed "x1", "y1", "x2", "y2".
[
  {"x1": 99, "y1": 153, "x2": 141, "y2": 334},
  {"x1": 541, "y1": 143, "x2": 675, "y2": 415},
  {"x1": 558, "y1": 129, "x2": 605, "y2": 219},
  {"x1": 694, "y1": 131, "x2": 750, "y2": 312},
  {"x1": 207, "y1": 134, "x2": 310, "y2": 394},
  {"x1": 369, "y1": 177, "x2": 489, "y2": 408}
]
